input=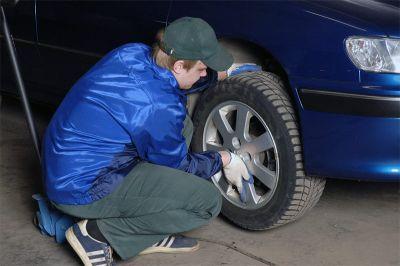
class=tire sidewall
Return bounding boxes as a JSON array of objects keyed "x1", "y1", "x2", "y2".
[{"x1": 192, "y1": 73, "x2": 298, "y2": 229}]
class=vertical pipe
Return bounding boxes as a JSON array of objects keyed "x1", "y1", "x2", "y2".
[{"x1": 1, "y1": 5, "x2": 41, "y2": 163}]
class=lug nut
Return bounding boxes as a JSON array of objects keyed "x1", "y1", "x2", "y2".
[{"x1": 232, "y1": 137, "x2": 241, "y2": 149}]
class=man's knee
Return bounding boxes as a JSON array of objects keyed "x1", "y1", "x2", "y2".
[{"x1": 190, "y1": 181, "x2": 222, "y2": 219}]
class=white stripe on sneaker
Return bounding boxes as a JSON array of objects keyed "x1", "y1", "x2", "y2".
[
  {"x1": 93, "y1": 263, "x2": 107, "y2": 266},
  {"x1": 152, "y1": 239, "x2": 162, "y2": 247},
  {"x1": 165, "y1": 236, "x2": 175, "y2": 248},
  {"x1": 87, "y1": 250, "x2": 104, "y2": 256},
  {"x1": 159, "y1": 236, "x2": 169, "y2": 247},
  {"x1": 89, "y1": 257, "x2": 106, "y2": 263}
]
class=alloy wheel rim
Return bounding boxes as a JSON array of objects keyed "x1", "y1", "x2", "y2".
[{"x1": 203, "y1": 101, "x2": 279, "y2": 210}]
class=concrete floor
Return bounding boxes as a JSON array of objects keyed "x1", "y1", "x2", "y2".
[{"x1": 1, "y1": 96, "x2": 399, "y2": 266}]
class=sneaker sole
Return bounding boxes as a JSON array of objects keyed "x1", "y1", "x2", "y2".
[
  {"x1": 139, "y1": 242, "x2": 200, "y2": 255},
  {"x1": 65, "y1": 227, "x2": 93, "y2": 266}
]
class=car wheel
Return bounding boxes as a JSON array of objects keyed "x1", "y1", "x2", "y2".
[{"x1": 192, "y1": 71, "x2": 326, "y2": 230}]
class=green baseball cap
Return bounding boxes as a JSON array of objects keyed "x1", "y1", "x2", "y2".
[{"x1": 161, "y1": 17, "x2": 234, "y2": 71}]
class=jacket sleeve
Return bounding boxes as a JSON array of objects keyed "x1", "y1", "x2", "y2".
[{"x1": 131, "y1": 102, "x2": 222, "y2": 179}]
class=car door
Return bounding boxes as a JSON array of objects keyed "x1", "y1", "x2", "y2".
[
  {"x1": 1, "y1": 1, "x2": 43, "y2": 100},
  {"x1": 32, "y1": 1, "x2": 171, "y2": 104}
]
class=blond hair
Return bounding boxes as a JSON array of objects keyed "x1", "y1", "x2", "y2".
[{"x1": 152, "y1": 30, "x2": 197, "y2": 70}]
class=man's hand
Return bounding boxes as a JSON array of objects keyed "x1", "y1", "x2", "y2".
[
  {"x1": 227, "y1": 63, "x2": 262, "y2": 77},
  {"x1": 222, "y1": 153, "x2": 250, "y2": 194}
]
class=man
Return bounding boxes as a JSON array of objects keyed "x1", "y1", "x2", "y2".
[{"x1": 43, "y1": 17, "x2": 258, "y2": 265}]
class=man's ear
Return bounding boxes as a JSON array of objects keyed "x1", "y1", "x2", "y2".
[{"x1": 172, "y1": 60, "x2": 186, "y2": 74}]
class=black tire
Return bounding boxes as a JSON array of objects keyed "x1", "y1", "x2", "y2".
[{"x1": 192, "y1": 71, "x2": 326, "y2": 230}]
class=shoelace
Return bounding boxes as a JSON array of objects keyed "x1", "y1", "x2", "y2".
[{"x1": 104, "y1": 246, "x2": 114, "y2": 266}]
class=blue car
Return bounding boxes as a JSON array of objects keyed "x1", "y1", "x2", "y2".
[{"x1": 2, "y1": 0, "x2": 399, "y2": 230}]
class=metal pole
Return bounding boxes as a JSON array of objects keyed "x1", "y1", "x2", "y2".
[{"x1": 1, "y1": 5, "x2": 41, "y2": 163}]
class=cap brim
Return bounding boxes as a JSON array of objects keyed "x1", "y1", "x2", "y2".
[{"x1": 203, "y1": 44, "x2": 234, "y2": 72}]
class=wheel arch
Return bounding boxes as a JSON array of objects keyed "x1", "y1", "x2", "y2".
[
  {"x1": 219, "y1": 38, "x2": 294, "y2": 101},
  {"x1": 189, "y1": 38, "x2": 300, "y2": 121}
]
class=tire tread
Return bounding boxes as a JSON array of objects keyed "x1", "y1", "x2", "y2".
[
  {"x1": 192, "y1": 71, "x2": 325, "y2": 230},
  {"x1": 226, "y1": 72, "x2": 325, "y2": 230}
]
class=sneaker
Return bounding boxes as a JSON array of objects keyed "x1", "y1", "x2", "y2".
[
  {"x1": 139, "y1": 235, "x2": 199, "y2": 255},
  {"x1": 66, "y1": 220, "x2": 114, "y2": 266}
]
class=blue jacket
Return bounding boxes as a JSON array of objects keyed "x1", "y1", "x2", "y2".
[{"x1": 42, "y1": 43, "x2": 222, "y2": 205}]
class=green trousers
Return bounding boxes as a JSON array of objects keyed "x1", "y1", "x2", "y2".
[{"x1": 54, "y1": 117, "x2": 222, "y2": 259}]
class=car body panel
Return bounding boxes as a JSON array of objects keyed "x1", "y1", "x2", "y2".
[
  {"x1": 1, "y1": 2, "x2": 46, "y2": 101},
  {"x1": 169, "y1": 1, "x2": 400, "y2": 181},
  {"x1": 313, "y1": 0, "x2": 400, "y2": 38},
  {"x1": 2, "y1": 1, "x2": 170, "y2": 103},
  {"x1": 2, "y1": 0, "x2": 399, "y2": 181},
  {"x1": 299, "y1": 109, "x2": 400, "y2": 181}
]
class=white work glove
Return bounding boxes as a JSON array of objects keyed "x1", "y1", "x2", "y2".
[
  {"x1": 227, "y1": 63, "x2": 262, "y2": 77},
  {"x1": 223, "y1": 153, "x2": 251, "y2": 194}
]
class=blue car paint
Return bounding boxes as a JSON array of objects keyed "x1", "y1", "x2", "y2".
[
  {"x1": 315, "y1": 0, "x2": 400, "y2": 37},
  {"x1": 169, "y1": 1, "x2": 399, "y2": 181},
  {"x1": 2, "y1": 1, "x2": 399, "y2": 181}
]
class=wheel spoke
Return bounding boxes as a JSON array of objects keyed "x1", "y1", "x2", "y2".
[
  {"x1": 211, "y1": 171, "x2": 230, "y2": 194},
  {"x1": 244, "y1": 182, "x2": 262, "y2": 206},
  {"x1": 235, "y1": 106, "x2": 251, "y2": 140},
  {"x1": 218, "y1": 175, "x2": 230, "y2": 194},
  {"x1": 212, "y1": 110, "x2": 234, "y2": 146},
  {"x1": 248, "y1": 161, "x2": 276, "y2": 189},
  {"x1": 242, "y1": 132, "x2": 274, "y2": 155},
  {"x1": 211, "y1": 171, "x2": 222, "y2": 183},
  {"x1": 205, "y1": 142, "x2": 225, "y2": 152}
]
